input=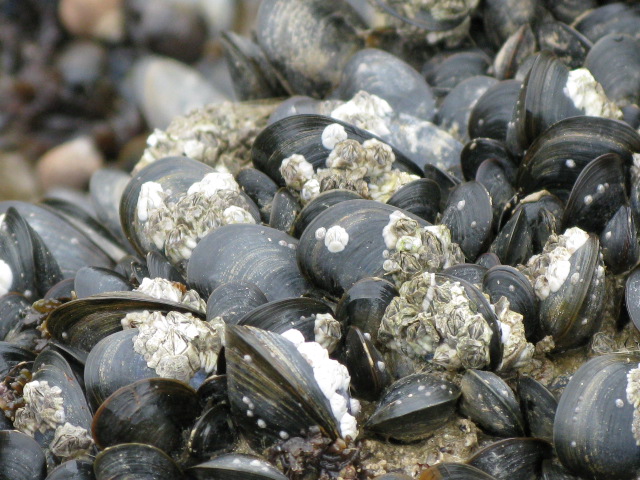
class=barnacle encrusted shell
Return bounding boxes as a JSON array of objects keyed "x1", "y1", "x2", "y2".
[
  {"x1": 563, "y1": 68, "x2": 622, "y2": 120},
  {"x1": 493, "y1": 296, "x2": 534, "y2": 371},
  {"x1": 14, "y1": 380, "x2": 66, "y2": 435},
  {"x1": 382, "y1": 211, "x2": 465, "y2": 285},
  {"x1": 378, "y1": 273, "x2": 494, "y2": 370},
  {"x1": 49, "y1": 422, "x2": 94, "y2": 459},
  {"x1": 135, "y1": 100, "x2": 278, "y2": 174},
  {"x1": 136, "y1": 172, "x2": 256, "y2": 266},
  {"x1": 135, "y1": 277, "x2": 206, "y2": 312},
  {"x1": 314, "y1": 312, "x2": 341, "y2": 353},
  {"x1": 122, "y1": 310, "x2": 222, "y2": 383}
]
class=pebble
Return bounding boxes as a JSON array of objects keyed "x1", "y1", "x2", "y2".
[
  {"x1": 36, "y1": 136, "x2": 104, "y2": 191},
  {"x1": 58, "y1": 0, "x2": 125, "y2": 42}
]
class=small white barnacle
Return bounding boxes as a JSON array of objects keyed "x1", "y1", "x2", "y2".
[
  {"x1": 315, "y1": 227, "x2": 327, "y2": 240},
  {"x1": 222, "y1": 206, "x2": 256, "y2": 225},
  {"x1": 563, "y1": 68, "x2": 622, "y2": 119},
  {"x1": 321, "y1": 123, "x2": 348, "y2": 150},
  {"x1": 279, "y1": 430, "x2": 289, "y2": 440},
  {"x1": 0, "y1": 259, "x2": 13, "y2": 296},
  {"x1": 280, "y1": 154, "x2": 315, "y2": 190},
  {"x1": 257, "y1": 419, "x2": 267, "y2": 428},
  {"x1": 49, "y1": 422, "x2": 94, "y2": 458},
  {"x1": 324, "y1": 226, "x2": 349, "y2": 253},
  {"x1": 135, "y1": 277, "x2": 206, "y2": 312},
  {"x1": 566, "y1": 159, "x2": 576, "y2": 168},
  {"x1": 137, "y1": 181, "x2": 166, "y2": 223},
  {"x1": 187, "y1": 172, "x2": 239, "y2": 196},
  {"x1": 300, "y1": 178, "x2": 321, "y2": 203},
  {"x1": 13, "y1": 380, "x2": 66, "y2": 436},
  {"x1": 314, "y1": 312, "x2": 341, "y2": 353}
]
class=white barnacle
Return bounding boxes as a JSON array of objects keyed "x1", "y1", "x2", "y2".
[
  {"x1": 566, "y1": 159, "x2": 576, "y2": 168},
  {"x1": 315, "y1": 227, "x2": 327, "y2": 240},
  {"x1": 563, "y1": 68, "x2": 622, "y2": 119},
  {"x1": 131, "y1": 311, "x2": 221, "y2": 383},
  {"x1": 187, "y1": 172, "x2": 239, "y2": 196},
  {"x1": 222, "y1": 206, "x2": 256, "y2": 225},
  {"x1": 14, "y1": 380, "x2": 66, "y2": 436},
  {"x1": 322, "y1": 123, "x2": 348, "y2": 150},
  {"x1": 280, "y1": 154, "x2": 315, "y2": 191},
  {"x1": 0, "y1": 259, "x2": 13, "y2": 296},
  {"x1": 324, "y1": 226, "x2": 349, "y2": 253},
  {"x1": 300, "y1": 178, "x2": 321, "y2": 203},
  {"x1": 137, "y1": 181, "x2": 166, "y2": 223},
  {"x1": 314, "y1": 313, "x2": 341, "y2": 353},
  {"x1": 382, "y1": 210, "x2": 410, "y2": 249},
  {"x1": 135, "y1": 277, "x2": 206, "y2": 312},
  {"x1": 49, "y1": 422, "x2": 93, "y2": 459},
  {"x1": 281, "y1": 328, "x2": 359, "y2": 440},
  {"x1": 257, "y1": 419, "x2": 267, "y2": 428}
]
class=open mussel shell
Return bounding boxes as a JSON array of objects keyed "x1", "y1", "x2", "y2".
[
  {"x1": 459, "y1": 369, "x2": 525, "y2": 437},
  {"x1": 460, "y1": 138, "x2": 516, "y2": 183},
  {"x1": 468, "y1": 80, "x2": 521, "y2": 141},
  {"x1": 186, "y1": 453, "x2": 287, "y2": 480},
  {"x1": 335, "y1": 277, "x2": 397, "y2": 343},
  {"x1": 336, "y1": 48, "x2": 436, "y2": 122},
  {"x1": 92, "y1": 377, "x2": 200, "y2": 454},
  {"x1": 46, "y1": 291, "x2": 205, "y2": 360},
  {"x1": 492, "y1": 24, "x2": 536, "y2": 81},
  {"x1": 84, "y1": 329, "x2": 156, "y2": 410},
  {"x1": 187, "y1": 403, "x2": 238, "y2": 461},
  {"x1": 206, "y1": 282, "x2": 268, "y2": 324},
  {"x1": 419, "y1": 463, "x2": 496, "y2": 479},
  {"x1": 539, "y1": 234, "x2": 605, "y2": 350},
  {"x1": 292, "y1": 189, "x2": 362, "y2": 238},
  {"x1": 46, "y1": 458, "x2": 95, "y2": 480},
  {"x1": 251, "y1": 114, "x2": 422, "y2": 186},
  {"x1": 73, "y1": 266, "x2": 133, "y2": 299},
  {"x1": 187, "y1": 224, "x2": 313, "y2": 301},
  {"x1": 0, "y1": 201, "x2": 114, "y2": 278},
  {"x1": 225, "y1": 325, "x2": 339, "y2": 448},
  {"x1": 561, "y1": 153, "x2": 628, "y2": 233},
  {"x1": 467, "y1": 438, "x2": 552, "y2": 480},
  {"x1": 509, "y1": 52, "x2": 582, "y2": 154},
  {"x1": 344, "y1": 326, "x2": 391, "y2": 402},
  {"x1": 554, "y1": 354, "x2": 640, "y2": 479},
  {"x1": 476, "y1": 159, "x2": 516, "y2": 228},
  {"x1": 489, "y1": 208, "x2": 533, "y2": 267},
  {"x1": 236, "y1": 297, "x2": 332, "y2": 341},
  {"x1": 440, "y1": 181, "x2": 493, "y2": 261},
  {"x1": 483, "y1": 266, "x2": 540, "y2": 342},
  {"x1": 364, "y1": 373, "x2": 460, "y2": 442},
  {"x1": 584, "y1": 33, "x2": 640, "y2": 107},
  {"x1": 536, "y1": 21, "x2": 592, "y2": 70},
  {"x1": 386, "y1": 179, "x2": 440, "y2": 224},
  {"x1": 297, "y1": 200, "x2": 428, "y2": 295},
  {"x1": 256, "y1": 0, "x2": 365, "y2": 98},
  {"x1": 517, "y1": 376, "x2": 557, "y2": 442},
  {"x1": 93, "y1": 443, "x2": 183, "y2": 480},
  {"x1": 517, "y1": 116, "x2": 640, "y2": 200},
  {"x1": 0, "y1": 430, "x2": 47, "y2": 480},
  {"x1": 601, "y1": 205, "x2": 640, "y2": 275},
  {"x1": 0, "y1": 207, "x2": 63, "y2": 300}
]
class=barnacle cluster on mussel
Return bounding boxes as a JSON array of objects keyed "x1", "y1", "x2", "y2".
[{"x1": 4, "y1": 0, "x2": 640, "y2": 479}]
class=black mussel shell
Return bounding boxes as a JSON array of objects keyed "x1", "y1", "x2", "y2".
[
  {"x1": 442, "y1": 263, "x2": 487, "y2": 286},
  {"x1": 225, "y1": 325, "x2": 340, "y2": 448},
  {"x1": 146, "y1": 251, "x2": 185, "y2": 284},
  {"x1": 536, "y1": 21, "x2": 592, "y2": 69},
  {"x1": 45, "y1": 458, "x2": 95, "y2": 480},
  {"x1": 251, "y1": 114, "x2": 422, "y2": 186},
  {"x1": 518, "y1": 376, "x2": 557, "y2": 442},
  {"x1": 461, "y1": 138, "x2": 516, "y2": 183},
  {"x1": 386, "y1": 179, "x2": 440, "y2": 224},
  {"x1": 561, "y1": 153, "x2": 628, "y2": 234},
  {"x1": 0, "y1": 293, "x2": 31, "y2": 343},
  {"x1": 114, "y1": 254, "x2": 148, "y2": 286},
  {"x1": 344, "y1": 326, "x2": 391, "y2": 402},
  {"x1": 364, "y1": 373, "x2": 460, "y2": 442},
  {"x1": 292, "y1": 189, "x2": 362, "y2": 238},
  {"x1": 468, "y1": 80, "x2": 521, "y2": 142},
  {"x1": 93, "y1": 443, "x2": 183, "y2": 480},
  {"x1": 187, "y1": 404, "x2": 238, "y2": 461},
  {"x1": 483, "y1": 266, "x2": 540, "y2": 342},
  {"x1": 89, "y1": 168, "x2": 131, "y2": 248},
  {"x1": 335, "y1": 277, "x2": 397, "y2": 343},
  {"x1": 236, "y1": 297, "x2": 333, "y2": 342},
  {"x1": 269, "y1": 188, "x2": 300, "y2": 234},
  {"x1": 425, "y1": 51, "x2": 491, "y2": 97},
  {"x1": 459, "y1": 369, "x2": 526, "y2": 437},
  {"x1": 422, "y1": 164, "x2": 461, "y2": 211},
  {"x1": 187, "y1": 224, "x2": 313, "y2": 301},
  {"x1": 0, "y1": 341, "x2": 35, "y2": 378},
  {"x1": 493, "y1": 24, "x2": 536, "y2": 81},
  {"x1": 236, "y1": 167, "x2": 279, "y2": 223},
  {"x1": 540, "y1": 459, "x2": 582, "y2": 480},
  {"x1": 186, "y1": 453, "x2": 287, "y2": 480},
  {"x1": 440, "y1": 181, "x2": 493, "y2": 261},
  {"x1": 206, "y1": 282, "x2": 268, "y2": 324},
  {"x1": 516, "y1": 116, "x2": 640, "y2": 200},
  {"x1": 546, "y1": 0, "x2": 595, "y2": 24},
  {"x1": 74, "y1": 266, "x2": 133, "y2": 299},
  {"x1": 626, "y1": 266, "x2": 640, "y2": 334},
  {"x1": 574, "y1": 3, "x2": 640, "y2": 43},
  {"x1": 602, "y1": 206, "x2": 640, "y2": 275},
  {"x1": 197, "y1": 374, "x2": 228, "y2": 409},
  {"x1": 0, "y1": 430, "x2": 47, "y2": 480},
  {"x1": 476, "y1": 252, "x2": 501, "y2": 269},
  {"x1": 256, "y1": 0, "x2": 365, "y2": 98},
  {"x1": 482, "y1": 0, "x2": 548, "y2": 49},
  {"x1": 476, "y1": 159, "x2": 516, "y2": 228},
  {"x1": 554, "y1": 354, "x2": 640, "y2": 479},
  {"x1": 490, "y1": 208, "x2": 533, "y2": 267},
  {"x1": 467, "y1": 438, "x2": 552, "y2": 480},
  {"x1": 336, "y1": 48, "x2": 436, "y2": 121},
  {"x1": 92, "y1": 378, "x2": 200, "y2": 454},
  {"x1": 297, "y1": 200, "x2": 428, "y2": 295}
]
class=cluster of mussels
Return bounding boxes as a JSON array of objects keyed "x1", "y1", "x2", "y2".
[{"x1": 4, "y1": 0, "x2": 640, "y2": 479}]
